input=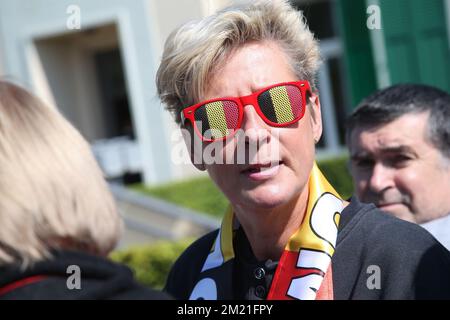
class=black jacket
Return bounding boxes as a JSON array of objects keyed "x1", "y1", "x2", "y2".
[
  {"x1": 165, "y1": 197, "x2": 450, "y2": 299},
  {"x1": 0, "y1": 250, "x2": 170, "y2": 300}
]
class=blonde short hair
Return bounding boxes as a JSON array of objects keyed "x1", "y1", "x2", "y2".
[
  {"x1": 0, "y1": 81, "x2": 123, "y2": 268},
  {"x1": 156, "y1": 0, "x2": 321, "y2": 124}
]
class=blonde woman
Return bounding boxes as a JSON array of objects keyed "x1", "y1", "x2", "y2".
[
  {"x1": 0, "y1": 80, "x2": 169, "y2": 299},
  {"x1": 157, "y1": 0, "x2": 450, "y2": 300}
]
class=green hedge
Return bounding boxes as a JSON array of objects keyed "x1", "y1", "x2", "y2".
[
  {"x1": 110, "y1": 239, "x2": 193, "y2": 290},
  {"x1": 317, "y1": 156, "x2": 353, "y2": 200}
]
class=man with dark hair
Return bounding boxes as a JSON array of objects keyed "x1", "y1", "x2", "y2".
[{"x1": 346, "y1": 83, "x2": 450, "y2": 250}]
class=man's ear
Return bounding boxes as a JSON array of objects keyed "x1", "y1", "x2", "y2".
[{"x1": 308, "y1": 93, "x2": 323, "y2": 144}]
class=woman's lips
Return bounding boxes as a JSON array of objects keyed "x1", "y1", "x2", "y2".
[{"x1": 241, "y1": 161, "x2": 283, "y2": 181}]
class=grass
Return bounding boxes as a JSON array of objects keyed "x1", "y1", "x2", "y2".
[{"x1": 130, "y1": 176, "x2": 229, "y2": 218}]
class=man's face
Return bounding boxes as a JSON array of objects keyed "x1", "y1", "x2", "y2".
[
  {"x1": 349, "y1": 112, "x2": 450, "y2": 224},
  {"x1": 187, "y1": 41, "x2": 322, "y2": 214}
]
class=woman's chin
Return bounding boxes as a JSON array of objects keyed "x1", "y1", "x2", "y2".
[{"x1": 240, "y1": 185, "x2": 290, "y2": 209}]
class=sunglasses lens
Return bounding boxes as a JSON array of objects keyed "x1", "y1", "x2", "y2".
[
  {"x1": 194, "y1": 100, "x2": 240, "y2": 140},
  {"x1": 257, "y1": 84, "x2": 303, "y2": 124}
]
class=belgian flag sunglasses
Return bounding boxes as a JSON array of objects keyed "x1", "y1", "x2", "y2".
[{"x1": 181, "y1": 80, "x2": 311, "y2": 142}]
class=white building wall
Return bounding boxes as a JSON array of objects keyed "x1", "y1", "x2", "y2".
[{"x1": 0, "y1": 0, "x2": 211, "y2": 185}]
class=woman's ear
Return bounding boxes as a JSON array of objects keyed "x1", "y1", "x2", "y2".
[{"x1": 308, "y1": 93, "x2": 323, "y2": 144}]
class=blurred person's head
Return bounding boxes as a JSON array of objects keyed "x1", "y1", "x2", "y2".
[
  {"x1": 156, "y1": 0, "x2": 323, "y2": 216},
  {"x1": 346, "y1": 83, "x2": 450, "y2": 224},
  {"x1": 0, "y1": 80, "x2": 123, "y2": 268}
]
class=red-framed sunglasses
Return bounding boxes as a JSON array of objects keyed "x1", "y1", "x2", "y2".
[{"x1": 181, "y1": 80, "x2": 311, "y2": 142}]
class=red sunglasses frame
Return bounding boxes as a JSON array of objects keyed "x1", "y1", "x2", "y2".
[{"x1": 181, "y1": 80, "x2": 311, "y2": 142}]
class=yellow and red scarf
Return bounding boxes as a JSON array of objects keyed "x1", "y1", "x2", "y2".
[{"x1": 189, "y1": 162, "x2": 344, "y2": 300}]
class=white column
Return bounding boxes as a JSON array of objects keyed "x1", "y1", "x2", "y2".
[
  {"x1": 366, "y1": 0, "x2": 390, "y2": 88},
  {"x1": 318, "y1": 62, "x2": 340, "y2": 153}
]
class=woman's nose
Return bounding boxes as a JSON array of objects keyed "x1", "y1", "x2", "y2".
[{"x1": 241, "y1": 104, "x2": 271, "y2": 144}]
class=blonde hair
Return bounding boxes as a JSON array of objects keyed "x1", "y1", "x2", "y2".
[
  {"x1": 156, "y1": 0, "x2": 321, "y2": 124},
  {"x1": 0, "y1": 81, "x2": 123, "y2": 268}
]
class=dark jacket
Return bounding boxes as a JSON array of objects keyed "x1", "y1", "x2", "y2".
[
  {"x1": 0, "y1": 250, "x2": 171, "y2": 300},
  {"x1": 165, "y1": 197, "x2": 450, "y2": 300}
]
